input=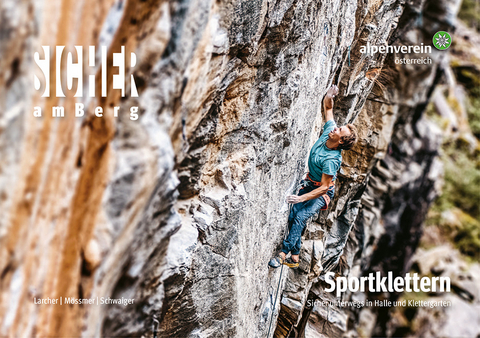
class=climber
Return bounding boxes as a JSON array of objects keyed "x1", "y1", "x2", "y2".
[{"x1": 269, "y1": 84, "x2": 358, "y2": 269}]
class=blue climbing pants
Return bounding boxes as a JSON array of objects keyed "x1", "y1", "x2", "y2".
[{"x1": 282, "y1": 180, "x2": 335, "y2": 256}]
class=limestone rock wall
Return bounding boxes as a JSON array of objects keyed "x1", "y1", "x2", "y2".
[{"x1": 0, "y1": 0, "x2": 465, "y2": 337}]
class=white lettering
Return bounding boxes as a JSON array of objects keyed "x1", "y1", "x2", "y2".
[
  {"x1": 33, "y1": 106, "x2": 42, "y2": 117},
  {"x1": 52, "y1": 106, "x2": 64, "y2": 117},
  {"x1": 33, "y1": 46, "x2": 50, "y2": 97},
  {"x1": 325, "y1": 272, "x2": 336, "y2": 293},
  {"x1": 67, "y1": 46, "x2": 83, "y2": 97},
  {"x1": 420, "y1": 277, "x2": 430, "y2": 291},
  {"x1": 323, "y1": 272, "x2": 450, "y2": 295},
  {"x1": 130, "y1": 106, "x2": 139, "y2": 120},
  {"x1": 75, "y1": 102, "x2": 84, "y2": 117},
  {"x1": 95, "y1": 106, "x2": 103, "y2": 117},
  {"x1": 33, "y1": 46, "x2": 138, "y2": 98}
]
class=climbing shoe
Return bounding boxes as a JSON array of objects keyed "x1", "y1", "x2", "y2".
[
  {"x1": 268, "y1": 254, "x2": 284, "y2": 268},
  {"x1": 282, "y1": 257, "x2": 299, "y2": 269}
]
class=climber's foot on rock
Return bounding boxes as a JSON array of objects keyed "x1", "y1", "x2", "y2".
[
  {"x1": 268, "y1": 252, "x2": 286, "y2": 268},
  {"x1": 282, "y1": 256, "x2": 299, "y2": 269}
]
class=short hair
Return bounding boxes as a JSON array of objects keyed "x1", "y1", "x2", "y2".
[{"x1": 338, "y1": 124, "x2": 358, "y2": 150}]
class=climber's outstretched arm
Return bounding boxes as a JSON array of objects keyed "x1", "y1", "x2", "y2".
[
  {"x1": 323, "y1": 85, "x2": 338, "y2": 122},
  {"x1": 286, "y1": 174, "x2": 333, "y2": 204}
]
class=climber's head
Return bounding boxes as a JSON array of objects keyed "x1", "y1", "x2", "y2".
[{"x1": 328, "y1": 124, "x2": 358, "y2": 150}]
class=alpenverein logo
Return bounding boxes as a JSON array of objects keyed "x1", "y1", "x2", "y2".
[{"x1": 433, "y1": 31, "x2": 452, "y2": 50}]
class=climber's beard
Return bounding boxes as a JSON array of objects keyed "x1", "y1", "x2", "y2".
[
  {"x1": 328, "y1": 130, "x2": 336, "y2": 140},
  {"x1": 328, "y1": 127, "x2": 337, "y2": 139}
]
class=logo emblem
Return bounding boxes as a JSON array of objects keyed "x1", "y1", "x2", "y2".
[{"x1": 433, "y1": 31, "x2": 452, "y2": 50}]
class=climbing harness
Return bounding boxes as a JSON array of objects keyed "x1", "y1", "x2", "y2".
[
  {"x1": 305, "y1": 174, "x2": 335, "y2": 210},
  {"x1": 305, "y1": 173, "x2": 334, "y2": 188}
]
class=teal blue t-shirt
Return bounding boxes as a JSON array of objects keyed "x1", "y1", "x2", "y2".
[{"x1": 307, "y1": 120, "x2": 342, "y2": 182}]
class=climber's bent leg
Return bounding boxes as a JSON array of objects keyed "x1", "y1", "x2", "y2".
[
  {"x1": 282, "y1": 182, "x2": 316, "y2": 256},
  {"x1": 287, "y1": 180, "x2": 309, "y2": 228},
  {"x1": 290, "y1": 187, "x2": 334, "y2": 257},
  {"x1": 284, "y1": 195, "x2": 327, "y2": 257},
  {"x1": 270, "y1": 183, "x2": 334, "y2": 269},
  {"x1": 282, "y1": 187, "x2": 334, "y2": 258}
]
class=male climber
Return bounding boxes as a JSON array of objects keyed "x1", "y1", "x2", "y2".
[{"x1": 269, "y1": 85, "x2": 358, "y2": 269}]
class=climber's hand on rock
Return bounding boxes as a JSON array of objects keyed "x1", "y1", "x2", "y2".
[
  {"x1": 286, "y1": 195, "x2": 304, "y2": 204},
  {"x1": 324, "y1": 85, "x2": 338, "y2": 113},
  {"x1": 326, "y1": 84, "x2": 339, "y2": 99}
]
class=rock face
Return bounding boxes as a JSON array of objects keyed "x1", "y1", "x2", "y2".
[
  {"x1": 387, "y1": 245, "x2": 480, "y2": 338},
  {"x1": 0, "y1": 0, "x2": 470, "y2": 337}
]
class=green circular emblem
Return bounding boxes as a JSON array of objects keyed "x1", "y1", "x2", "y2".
[{"x1": 433, "y1": 31, "x2": 452, "y2": 50}]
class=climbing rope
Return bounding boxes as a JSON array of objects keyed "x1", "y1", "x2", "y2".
[
  {"x1": 266, "y1": 261, "x2": 285, "y2": 338},
  {"x1": 266, "y1": 180, "x2": 299, "y2": 338},
  {"x1": 152, "y1": 315, "x2": 159, "y2": 338},
  {"x1": 322, "y1": 23, "x2": 329, "y2": 57},
  {"x1": 348, "y1": 46, "x2": 351, "y2": 67},
  {"x1": 416, "y1": 11, "x2": 423, "y2": 27}
]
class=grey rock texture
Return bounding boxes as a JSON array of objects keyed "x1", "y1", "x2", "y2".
[
  {"x1": 0, "y1": 0, "x2": 473, "y2": 337},
  {"x1": 389, "y1": 245, "x2": 480, "y2": 338}
]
